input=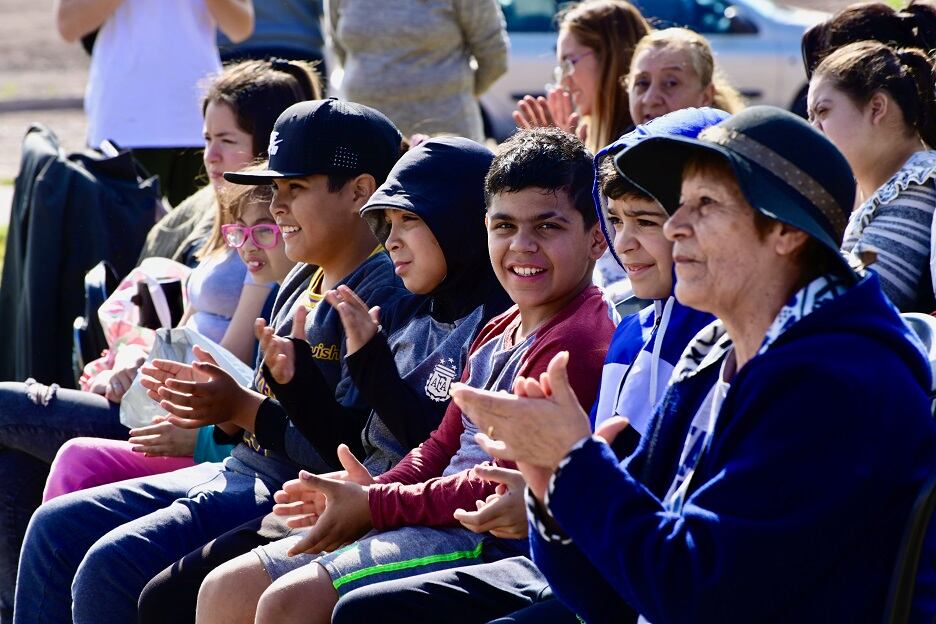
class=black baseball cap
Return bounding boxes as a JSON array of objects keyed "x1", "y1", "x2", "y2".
[
  {"x1": 614, "y1": 106, "x2": 856, "y2": 276},
  {"x1": 224, "y1": 98, "x2": 403, "y2": 186}
]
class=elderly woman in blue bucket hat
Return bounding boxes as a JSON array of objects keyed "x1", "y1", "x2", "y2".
[{"x1": 452, "y1": 106, "x2": 936, "y2": 623}]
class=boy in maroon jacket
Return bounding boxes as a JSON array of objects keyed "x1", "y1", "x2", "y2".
[{"x1": 198, "y1": 128, "x2": 616, "y2": 624}]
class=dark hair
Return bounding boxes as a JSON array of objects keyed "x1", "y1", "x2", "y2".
[
  {"x1": 202, "y1": 59, "x2": 323, "y2": 156},
  {"x1": 813, "y1": 40, "x2": 936, "y2": 147},
  {"x1": 682, "y1": 151, "x2": 846, "y2": 283},
  {"x1": 802, "y1": 1, "x2": 936, "y2": 77},
  {"x1": 485, "y1": 127, "x2": 597, "y2": 227},
  {"x1": 598, "y1": 153, "x2": 652, "y2": 200}
]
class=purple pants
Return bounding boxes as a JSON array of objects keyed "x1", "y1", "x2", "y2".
[{"x1": 43, "y1": 437, "x2": 194, "y2": 501}]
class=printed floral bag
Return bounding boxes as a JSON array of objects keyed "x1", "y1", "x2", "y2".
[{"x1": 78, "y1": 257, "x2": 190, "y2": 390}]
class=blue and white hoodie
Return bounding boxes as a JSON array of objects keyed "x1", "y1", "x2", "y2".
[{"x1": 589, "y1": 109, "x2": 728, "y2": 437}]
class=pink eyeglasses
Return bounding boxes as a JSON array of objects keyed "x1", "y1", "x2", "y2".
[{"x1": 221, "y1": 223, "x2": 282, "y2": 249}]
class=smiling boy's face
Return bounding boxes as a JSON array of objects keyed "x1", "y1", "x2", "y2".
[
  {"x1": 270, "y1": 174, "x2": 365, "y2": 266},
  {"x1": 486, "y1": 187, "x2": 606, "y2": 328},
  {"x1": 607, "y1": 193, "x2": 674, "y2": 300}
]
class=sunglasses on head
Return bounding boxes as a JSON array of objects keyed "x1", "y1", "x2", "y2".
[{"x1": 221, "y1": 223, "x2": 282, "y2": 249}]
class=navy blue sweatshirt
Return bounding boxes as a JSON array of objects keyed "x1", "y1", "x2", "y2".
[
  {"x1": 238, "y1": 254, "x2": 407, "y2": 477},
  {"x1": 531, "y1": 272, "x2": 936, "y2": 623}
]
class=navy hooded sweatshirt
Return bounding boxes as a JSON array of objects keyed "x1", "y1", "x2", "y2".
[
  {"x1": 259, "y1": 137, "x2": 510, "y2": 473},
  {"x1": 530, "y1": 272, "x2": 936, "y2": 623}
]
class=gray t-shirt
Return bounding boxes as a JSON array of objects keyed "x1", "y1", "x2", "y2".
[{"x1": 443, "y1": 322, "x2": 536, "y2": 477}]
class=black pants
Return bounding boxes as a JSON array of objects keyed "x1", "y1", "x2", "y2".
[
  {"x1": 332, "y1": 556, "x2": 580, "y2": 624},
  {"x1": 132, "y1": 147, "x2": 205, "y2": 208},
  {"x1": 137, "y1": 512, "x2": 290, "y2": 624}
]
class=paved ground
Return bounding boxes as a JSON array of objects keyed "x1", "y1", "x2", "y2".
[{"x1": 0, "y1": 0, "x2": 860, "y2": 226}]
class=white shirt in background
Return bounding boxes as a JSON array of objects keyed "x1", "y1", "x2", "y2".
[{"x1": 85, "y1": 0, "x2": 222, "y2": 149}]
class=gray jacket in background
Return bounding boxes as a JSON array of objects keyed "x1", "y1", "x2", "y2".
[{"x1": 326, "y1": 0, "x2": 508, "y2": 141}]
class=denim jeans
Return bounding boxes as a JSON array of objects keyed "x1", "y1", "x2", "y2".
[
  {"x1": 14, "y1": 458, "x2": 279, "y2": 624},
  {"x1": 0, "y1": 381, "x2": 128, "y2": 623}
]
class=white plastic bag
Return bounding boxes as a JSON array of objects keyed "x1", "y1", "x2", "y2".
[{"x1": 119, "y1": 327, "x2": 254, "y2": 429}]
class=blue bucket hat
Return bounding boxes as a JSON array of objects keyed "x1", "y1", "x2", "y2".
[
  {"x1": 592, "y1": 107, "x2": 731, "y2": 270},
  {"x1": 614, "y1": 106, "x2": 857, "y2": 278}
]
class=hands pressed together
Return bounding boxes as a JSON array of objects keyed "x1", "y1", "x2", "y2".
[
  {"x1": 451, "y1": 351, "x2": 630, "y2": 501},
  {"x1": 512, "y1": 88, "x2": 588, "y2": 142},
  {"x1": 271, "y1": 444, "x2": 376, "y2": 556},
  {"x1": 139, "y1": 344, "x2": 264, "y2": 432},
  {"x1": 454, "y1": 464, "x2": 528, "y2": 539}
]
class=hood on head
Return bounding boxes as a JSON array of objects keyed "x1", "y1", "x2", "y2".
[
  {"x1": 360, "y1": 137, "x2": 505, "y2": 317},
  {"x1": 592, "y1": 108, "x2": 731, "y2": 298}
]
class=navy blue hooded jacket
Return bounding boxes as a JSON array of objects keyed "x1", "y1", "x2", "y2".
[
  {"x1": 531, "y1": 272, "x2": 936, "y2": 623},
  {"x1": 352, "y1": 136, "x2": 511, "y2": 473}
]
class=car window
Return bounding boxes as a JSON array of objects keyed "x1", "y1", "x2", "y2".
[
  {"x1": 498, "y1": 0, "x2": 562, "y2": 32},
  {"x1": 633, "y1": 0, "x2": 739, "y2": 34}
]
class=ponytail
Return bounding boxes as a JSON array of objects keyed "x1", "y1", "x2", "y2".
[
  {"x1": 895, "y1": 47, "x2": 936, "y2": 147},
  {"x1": 902, "y1": 2, "x2": 936, "y2": 51},
  {"x1": 814, "y1": 41, "x2": 936, "y2": 147},
  {"x1": 269, "y1": 58, "x2": 321, "y2": 102}
]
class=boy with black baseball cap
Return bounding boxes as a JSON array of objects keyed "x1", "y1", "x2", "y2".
[{"x1": 15, "y1": 99, "x2": 409, "y2": 624}]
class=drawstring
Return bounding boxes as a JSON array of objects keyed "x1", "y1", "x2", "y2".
[
  {"x1": 649, "y1": 297, "x2": 674, "y2": 405},
  {"x1": 610, "y1": 302, "x2": 664, "y2": 419}
]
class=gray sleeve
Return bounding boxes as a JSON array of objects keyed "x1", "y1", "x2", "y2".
[
  {"x1": 325, "y1": 0, "x2": 347, "y2": 68},
  {"x1": 455, "y1": 0, "x2": 509, "y2": 96},
  {"x1": 853, "y1": 183, "x2": 935, "y2": 310}
]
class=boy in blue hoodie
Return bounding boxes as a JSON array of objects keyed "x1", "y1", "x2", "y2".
[{"x1": 589, "y1": 109, "x2": 726, "y2": 442}]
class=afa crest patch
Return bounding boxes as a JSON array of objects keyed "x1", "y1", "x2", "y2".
[{"x1": 425, "y1": 358, "x2": 457, "y2": 402}]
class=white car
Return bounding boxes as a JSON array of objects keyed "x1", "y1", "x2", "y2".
[{"x1": 481, "y1": 0, "x2": 828, "y2": 141}]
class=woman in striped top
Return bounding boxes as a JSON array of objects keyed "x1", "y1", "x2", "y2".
[{"x1": 807, "y1": 40, "x2": 936, "y2": 312}]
